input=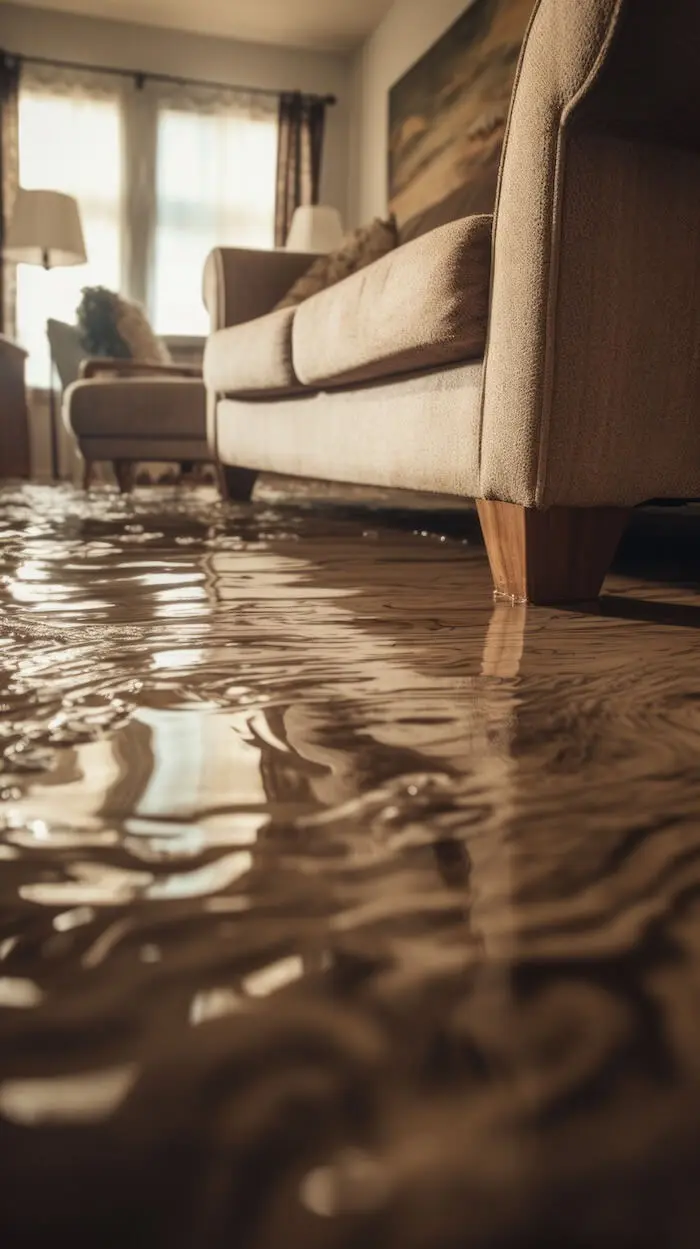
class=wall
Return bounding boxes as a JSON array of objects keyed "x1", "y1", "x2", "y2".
[
  {"x1": 0, "y1": 2, "x2": 353, "y2": 222},
  {"x1": 348, "y1": 0, "x2": 475, "y2": 226}
]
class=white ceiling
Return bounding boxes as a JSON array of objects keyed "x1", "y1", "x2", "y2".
[{"x1": 7, "y1": 0, "x2": 395, "y2": 50}]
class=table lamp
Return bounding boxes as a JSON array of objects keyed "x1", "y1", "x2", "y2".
[
  {"x1": 285, "y1": 205, "x2": 343, "y2": 253},
  {"x1": 4, "y1": 188, "x2": 87, "y2": 479}
]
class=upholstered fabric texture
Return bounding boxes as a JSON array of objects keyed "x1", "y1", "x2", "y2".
[
  {"x1": 202, "y1": 248, "x2": 313, "y2": 333},
  {"x1": 274, "y1": 216, "x2": 398, "y2": 310},
  {"x1": 77, "y1": 437, "x2": 210, "y2": 462},
  {"x1": 480, "y1": 0, "x2": 700, "y2": 508},
  {"x1": 64, "y1": 376, "x2": 206, "y2": 441},
  {"x1": 215, "y1": 362, "x2": 483, "y2": 498},
  {"x1": 77, "y1": 437, "x2": 211, "y2": 464},
  {"x1": 203, "y1": 307, "x2": 299, "y2": 396},
  {"x1": 293, "y1": 215, "x2": 492, "y2": 389}
]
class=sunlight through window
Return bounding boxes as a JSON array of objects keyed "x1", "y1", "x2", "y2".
[
  {"x1": 152, "y1": 107, "x2": 277, "y2": 335},
  {"x1": 15, "y1": 70, "x2": 279, "y2": 379},
  {"x1": 17, "y1": 82, "x2": 123, "y2": 387}
]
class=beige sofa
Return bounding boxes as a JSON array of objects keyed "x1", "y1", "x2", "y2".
[{"x1": 205, "y1": 0, "x2": 700, "y2": 604}]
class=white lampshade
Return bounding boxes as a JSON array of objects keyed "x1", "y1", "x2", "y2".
[
  {"x1": 286, "y1": 205, "x2": 343, "y2": 254},
  {"x1": 4, "y1": 188, "x2": 87, "y2": 269}
]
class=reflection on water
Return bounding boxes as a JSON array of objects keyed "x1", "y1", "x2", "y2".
[
  {"x1": 1, "y1": 483, "x2": 700, "y2": 1248},
  {"x1": 0, "y1": 1063, "x2": 138, "y2": 1126}
]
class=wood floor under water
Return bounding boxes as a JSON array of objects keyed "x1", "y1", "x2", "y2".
[{"x1": 0, "y1": 482, "x2": 700, "y2": 1249}]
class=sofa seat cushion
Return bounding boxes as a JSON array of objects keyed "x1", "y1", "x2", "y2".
[
  {"x1": 292, "y1": 215, "x2": 492, "y2": 390},
  {"x1": 65, "y1": 376, "x2": 206, "y2": 440},
  {"x1": 203, "y1": 307, "x2": 298, "y2": 396}
]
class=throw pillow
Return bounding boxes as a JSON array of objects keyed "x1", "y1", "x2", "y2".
[
  {"x1": 275, "y1": 215, "x2": 398, "y2": 310},
  {"x1": 76, "y1": 287, "x2": 171, "y2": 365},
  {"x1": 47, "y1": 319, "x2": 86, "y2": 389}
]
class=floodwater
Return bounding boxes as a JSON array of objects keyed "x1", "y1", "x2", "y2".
[{"x1": 2, "y1": 483, "x2": 700, "y2": 1249}]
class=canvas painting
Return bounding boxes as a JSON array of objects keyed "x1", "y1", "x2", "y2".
[{"x1": 388, "y1": 0, "x2": 532, "y2": 241}]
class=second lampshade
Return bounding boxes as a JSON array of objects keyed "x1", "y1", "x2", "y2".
[
  {"x1": 5, "y1": 188, "x2": 87, "y2": 270},
  {"x1": 285, "y1": 206, "x2": 343, "y2": 254}
]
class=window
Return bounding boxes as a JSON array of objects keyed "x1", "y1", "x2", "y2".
[
  {"x1": 17, "y1": 70, "x2": 124, "y2": 387},
  {"x1": 15, "y1": 68, "x2": 278, "y2": 379},
  {"x1": 152, "y1": 101, "x2": 278, "y2": 335}
]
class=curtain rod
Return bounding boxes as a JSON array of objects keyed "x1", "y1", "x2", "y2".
[{"x1": 2, "y1": 50, "x2": 337, "y2": 105}]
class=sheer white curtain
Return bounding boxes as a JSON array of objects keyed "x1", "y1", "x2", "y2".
[
  {"x1": 15, "y1": 67, "x2": 279, "y2": 378},
  {"x1": 148, "y1": 83, "x2": 278, "y2": 335},
  {"x1": 17, "y1": 65, "x2": 125, "y2": 387}
]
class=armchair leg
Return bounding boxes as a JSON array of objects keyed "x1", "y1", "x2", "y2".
[
  {"x1": 113, "y1": 460, "x2": 134, "y2": 494},
  {"x1": 217, "y1": 465, "x2": 258, "y2": 502},
  {"x1": 476, "y1": 501, "x2": 630, "y2": 604}
]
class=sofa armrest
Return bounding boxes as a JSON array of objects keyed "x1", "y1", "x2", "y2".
[
  {"x1": 79, "y1": 358, "x2": 202, "y2": 381},
  {"x1": 481, "y1": 0, "x2": 626, "y2": 508},
  {"x1": 481, "y1": 0, "x2": 700, "y2": 509},
  {"x1": 202, "y1": 247, "x2": 314, "y2": 332}
]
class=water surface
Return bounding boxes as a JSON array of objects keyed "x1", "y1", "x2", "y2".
[{"x1": 1, "y1": 483, "x2": 700, "y2": 1249}]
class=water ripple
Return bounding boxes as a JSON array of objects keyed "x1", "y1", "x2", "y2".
[{"x1": 1, "y1": 484, "x2": 700, "y2": 1248}]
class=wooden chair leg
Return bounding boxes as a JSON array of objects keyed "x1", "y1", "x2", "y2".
[
  {"x1": 113, "y1": 460, "x2": 134, "y2": 494},
  {"x1": 82, "y1": 459, "x2": 93, "y2": 490},
  {"x1": 476, "y1": 501, "x2": 630, "y2": 604},
  {"x1": 217, "y1": 465, "x2": 258, "y2": 502}
]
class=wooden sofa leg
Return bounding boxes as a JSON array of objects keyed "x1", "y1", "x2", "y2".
[
  {"x1": 476, "y1": 501, "x2": 630, "y2": 604},
  {"x1": 113, "y1": 460, "x2": 134, "y2": 494},
  {"x1": 217, "y1": 465, "x2": 258, "y2": 502}
]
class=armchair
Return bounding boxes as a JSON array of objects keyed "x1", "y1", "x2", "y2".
[{"x1": 62, "y1": 341, "x2": 209, "y2": 491}]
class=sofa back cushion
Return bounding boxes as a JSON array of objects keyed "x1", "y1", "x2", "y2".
[
  {"x1": 204, "y1": 307, "x2": 299, "y2": 397},
  {"x1": 292, "y1": 214, "x2": 492, "y2": 389},
  {"x1": 47, "y1": 319, "x2": 85, "y2": 389}
]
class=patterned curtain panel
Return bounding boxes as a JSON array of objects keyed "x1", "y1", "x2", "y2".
[
  {"x1": 274, "y1": 92, "x2": 327, "y2": 248},
  {"x1": 0, "y1": 52, "x2": 20, "y2": 338}
]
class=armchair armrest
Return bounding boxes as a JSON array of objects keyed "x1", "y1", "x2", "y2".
[
  {"x1": 202, "y1": 247, "x2": 314, "y2": 332},
  {"x1": 79, "y1": 358, "x2": 202, "y2": 381}
]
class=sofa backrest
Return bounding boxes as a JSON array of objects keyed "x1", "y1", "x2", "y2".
[{"x1": 202, "y1": 248, "x2": 314, "y2": 334}]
